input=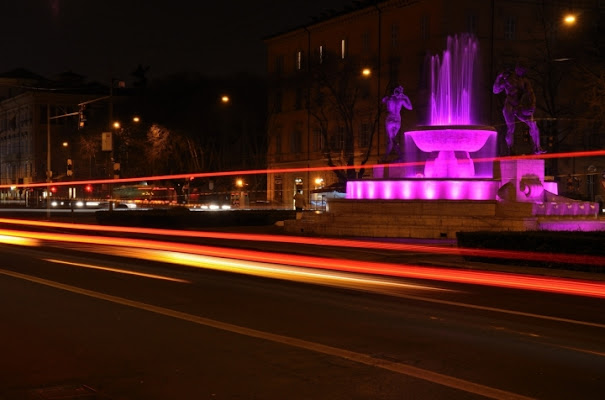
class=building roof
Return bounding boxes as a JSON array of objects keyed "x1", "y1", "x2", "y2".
[
  {"x1": 0, "y1": 67, "x2": 45, "y2": 81},
  {"x1": 263, "y1": 0, "x2": 387, "y2": 41}
]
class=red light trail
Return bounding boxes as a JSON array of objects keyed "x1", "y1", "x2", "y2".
[
  {"x1": 1, "y1": 223, "x2": 604, "y2": 299},
  {"x1": 2, "y1": 150, "x2": 605, "y2": 190},
  {"x1": 0, "y1": 218, "x2": 603, "y2": 268}
]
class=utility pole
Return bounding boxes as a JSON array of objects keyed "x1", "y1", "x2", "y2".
[
  {"x1": 45, "y1": 97, "x2": 110, "y2": 219},
  {"x1": 46, "y1": 105, "x2": 79, "y2": 219},
  {"x1": 46, "y1": 104, "x2": 51, "y2": 219}
]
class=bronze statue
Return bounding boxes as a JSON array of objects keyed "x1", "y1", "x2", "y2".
[
  {"x1": 493, "y1": 66, "x2": 545, "y2": 154},
  {"x1": 382, "y1": 86, "x2": 412, "y2": 159}
]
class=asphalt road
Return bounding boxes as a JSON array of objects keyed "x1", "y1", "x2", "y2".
[{"x1": 0, "y1": 229, "x2": 604, "y2": 400}]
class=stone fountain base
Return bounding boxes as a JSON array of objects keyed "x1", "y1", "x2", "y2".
[
  {"x1": 284, "y1": 198, "x2": 604, "y2": 239},
  {"x1": 284, "y1": 160, "x2": 604, "y2": 239}
]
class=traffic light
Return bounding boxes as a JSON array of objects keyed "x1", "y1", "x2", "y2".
[
  {"x1": 85, "y1": 184, "x2": 93, "y2": 193},
  {"x1": 113, "y1": 162, "x2": 121, "y2": 179},
  {"x1": 78, "y1": 105, "x2": 88, "y2": 129},
  {"x1": 67, "y1": 159, "x2": 73, "y2": 176}
]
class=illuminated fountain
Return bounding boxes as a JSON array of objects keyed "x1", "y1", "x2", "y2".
[
  {"x1": 407, "y1": 34, "x2": 495, "y2": 179},
  {"x1": 348, "y1": 34, "x2": 500, "y2": 200},
  {"x1": 323, "y1": 33, "x2": 603, "y2": 237}
]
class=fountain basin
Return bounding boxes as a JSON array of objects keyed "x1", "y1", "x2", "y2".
[
  {"x1": 346, "y1": 179, "x2": 500, "y2": 200},
  {"x1": 405, "y1": 125, "x2": 496, "y2": 153}
]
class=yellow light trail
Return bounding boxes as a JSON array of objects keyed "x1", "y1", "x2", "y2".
[
  {"x1": 0, "y1": 234, "x2": 39, "y2": 247},
  {"x1": 1, "y1": 218, "x2": 604, "y2": 268},
  {"x1": 1, "y1": 226, "x2": 604, "y2": 299},
  {"x1": 82, "y1": 244, "x2": 450, "y2": 295}
]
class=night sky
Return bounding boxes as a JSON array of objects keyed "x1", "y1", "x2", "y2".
[{"x1": 0, "y1": 0, "x2": 355, "y2": 85}]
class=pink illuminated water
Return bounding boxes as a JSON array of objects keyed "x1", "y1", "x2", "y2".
[
  {"x1": 405, "y1": 34, "x2": 494, "y2": 179},
  {"x1": 430, "y1": 34, "x2": 478, "y2": 126}
]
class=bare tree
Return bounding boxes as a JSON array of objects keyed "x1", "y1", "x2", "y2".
[
  {"x1": 78, "y1": 134, "x2": 99, "y2": 178},
  {"x1": 306, "y1": 52, "x2": 380, "y2": 185},
  {"x1": 516, "y1": 1, "x2": 605, "y2": 158},
  {"x1": 146, "y1": 124, "x2": 192, "y2": 175}
]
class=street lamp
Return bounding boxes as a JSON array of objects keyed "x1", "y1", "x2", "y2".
[
  {"x1": 563, "y1": 14, "x2": 576, "y2": 25},
  {"x1": 362, "y1": 68, "x2": 371, "y2": 77}
]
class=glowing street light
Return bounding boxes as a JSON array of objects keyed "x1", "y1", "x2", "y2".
[
  {"x1": 563, "y1": 14, "x2": 576, "y2": 25},
  {"x1": 362, "y1": 68, "x2": 371, "y2": 77},
  {"x1": 236, "y1": 178, "x2": 244, "y2": 188},
  {"x1": 113, "y1": 121, "x2": 121, "y2": 129},
  {"x1": 221, "y1": 95, "x2": 230, "y2": 104}
]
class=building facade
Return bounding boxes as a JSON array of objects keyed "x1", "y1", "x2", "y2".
[
  {"x1": 0, "y1": 70, "x2": 108, "y2": 202},
  {"x1": 0, "y1": 91, "x2": 96, "y2": 201},
  {"x1": 265, "y1": 0, "x2": 605, "y2": 208}
]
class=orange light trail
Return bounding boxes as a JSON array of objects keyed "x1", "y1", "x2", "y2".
[
  {"x1": 1, "y1": 218, "x2": 603, "y2": 268},
  {"x1": 1, "y1": 227, "x2": 604, "y2": 299}
]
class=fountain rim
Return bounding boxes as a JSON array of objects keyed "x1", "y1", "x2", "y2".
[
  {"x1": 405, "y1": 125, "x2": 496, "y2": 153},
  {"x1": 406, "y1": 125, "x2": 497, "y2": 132}
]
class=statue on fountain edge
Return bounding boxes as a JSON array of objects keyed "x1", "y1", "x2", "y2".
[
  {"x1": 382, "y1": 85, "x2": 413, "y2": 160},
  {"x1": 493, "y1": 65, "x2": 546, "y2": 155}
]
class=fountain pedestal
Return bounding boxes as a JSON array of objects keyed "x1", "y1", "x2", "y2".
[
  {"x1": 406, "y1": 125, "x2": 496, "y2": 179},
  {"x1": 497, "y1": 159, "x2": 548, "y2": 202}
]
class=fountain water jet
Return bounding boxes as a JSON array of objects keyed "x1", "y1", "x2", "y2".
[
  {"x1": 405, "y1": 33, "x2": 496, "y2": 180},
  {"x1": 351, "y1": 33, "x2": 498, "y2": 199}
]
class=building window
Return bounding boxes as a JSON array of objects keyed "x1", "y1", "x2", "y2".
[
  {"x1": 361, "y1": 32, "x2": 370, "y2": 53},
  {"x1": 275, "y1": 129, "x2": 282, "y2": 155},
  {"x1": 359, "y1": 123, "x2": 371, "y2": 148},
  {"x1": 467, "y1": 14, "x2": 477, "y2": 34},
  {"x1": 420, "y1": 15, "x2": 429, "y2": 40},
  {"x1": 275, "y1": 55, "x2": 284, "y2": 75},
  {"x1": 391, "y1": 24, "x2": 399, "y2": 49},
  {"x1": 318, "y1": 45, "x2": 325, "y2": 64},
  {"x1": 389, "y1": 59, "x2": 400, "y2": 88},
  {"x1": 504, "y1": 16, "x2": 516, "y2": 40},
  {"x1": 331, "y1": 126, "x2": 345, "y2": 150},
  {"x1": 274, "y1": 176, "x2": 283, "y2": 203},
  {"x1": 312, "y1": 127, "x2": 324, "y2": 152},
  {"x1": 274, "y1": 91, "x2": 282, "y2": 113},
  {"x1": 296, "y1": 50, "x2": 303, "y2": 71},
  {"x1": 341, "y1": 39, "x2": 347, "y2": 59},
  {"x1": 290, "y1": 123, "x2": 302, "y2": 154},
  {"x1": 295, "y1": 88, "x2": 303, "y2": 110}
]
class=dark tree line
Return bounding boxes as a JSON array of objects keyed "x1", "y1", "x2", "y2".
[{"x1": 72, "y1": 71, "x2": 268, "y2": 191}]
